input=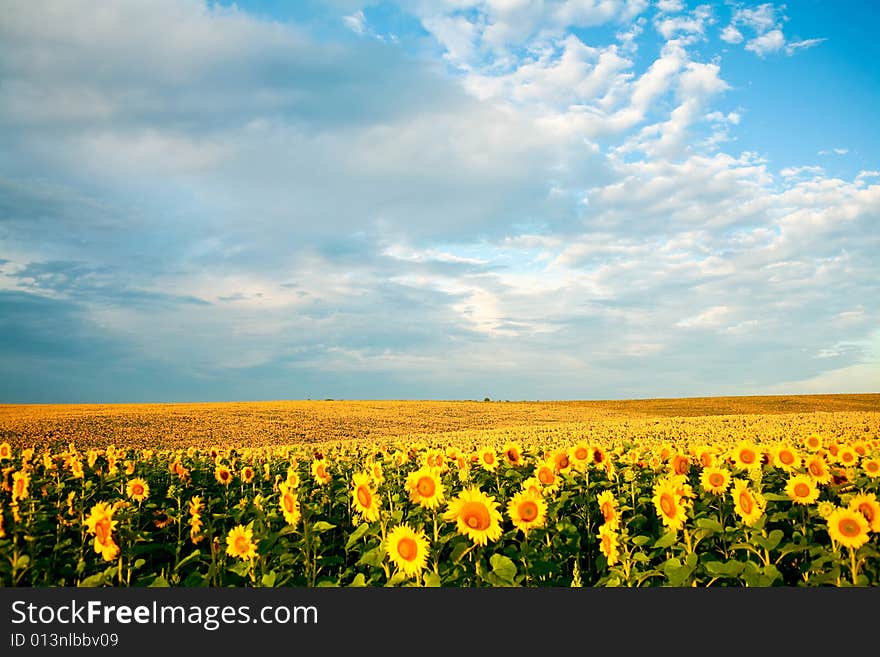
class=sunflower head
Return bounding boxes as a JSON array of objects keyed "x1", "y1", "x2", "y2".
[
  {"x1": 652, "y1": 479, "x2": 687, "y2": 531},
  {"x1": 502, "y1": 442, "x2": 524, "y2": 466},
  {"x1": 848, "y1": 493, "x2": 880, "y2": 532},
  {"x1": 405, "y1": 466, "x2": 445, "y2": 510},
  {"x1": 700, "y1": 467, "x2": 731, "y2": 496},
  {"x1": 351, "y1": 472, "x2": 381, "y2": 522},
  {"x1": 732, "y1": 479, "x2": 766, "y2": 527},
  {"x1": 478, "y1": 447, "x2": 499, "y2": 472},
  {"x1": 385, "y1": 524, "x2": 430, "y2": 579},
  {"x1": 785, "y1": 474, "x2": 819, "y2": 505},
  {"x1": 278, "y1": 482, "x2": 301, "y2": 526},
  {"x1": 731, "y1": 441, "x2": 761, "y2": 471},
  {"x1": 126, "y1": 477, "x2": 150, "y2": 502},
  {"x1": 225, "y1": 524, "x2": 259, "y2": 561},
  {"x1": 596, "y1": 490, "x2": 620, "y2": 528},
  {"x1": 443, "y1": 487, "x2": 503, "y2": 546},
  {"x1": 826, "y1": 507, "x2": 870, "y2": 549},
  {"x1": 506, "y1": 488, "x2": 547, "y2": 535},
  {"x1": 597, "y1": 523, "x2": 620, "y2": 567}
]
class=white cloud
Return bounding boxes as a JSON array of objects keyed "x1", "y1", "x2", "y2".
[
  {"x1": 342, "y1": 10, "x2": 367, "y2": 35},
  {"x1": 675, "y1": 305, "x2": 733, "y2": 329},
  {"x1": 745, "y1": 28, "x2": 785, "y2": 56},
  {"x1": 781, "y1": 165, "x2": 824, "y2": 178},
  {"x1": 785, "y1": 37, "x2": 826, "y2": 55},
  {"x1": 720, "y1": 25, "x2": 743, "y2": 43},
  {"x1": 656, "y1": 0, "x2": 685, "y2": 13}
]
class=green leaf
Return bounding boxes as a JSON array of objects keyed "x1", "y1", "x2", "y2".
[
  {"x1": 149, "y1": 575, "x2": 170, "y2": 588},
  {"x1": 386, "y1": 571, "x2": 408, "y2": 587},
  {"x1": 175, "y1": 549, "x2": 201, "y2": 572},
  {"x1": 695, "y1": 518, "x2": 724, "y2": 534},
  {"x1": 450, "y1": 540, "x2": 472, "y2": 564},
  {"x1": 349, "y1": 573, "x2": 367, "y2": 587},
  {"x1": 78, "y1": 572, "x2": 107, "y2": 588},
  {"x1": 654, "y1": 531, "x2": 678, "y2": 549},
  {"x1": 228, "y1": 561, "x2": 250, "y2": 577},
  {"x1": 132, "y1": 558, "x2": 146, "y2": 571},
  {"x1": 423, "y1": 572, "x2": 441, "y2": 587},
  {"x1": 356, "y1": 546, "x2": 384, "y2": 568},
  {"x1": 311, "y1": 521, "x2": 336, "y2": 533},
  {"x1": 631, "y1": 535, "x2": 652, "y2": 546},
  {"x1": 762, "y1": 493, "x2": 790, "y2": 502},
  {"x1": 704, "y1": 560, "x2": 744, "y2": 578},
  {"x1": 14, "y1": 555, "x2": 30, "y2": 569},
  {"x1": 489, "y1": 554, "x2": 517, "y2": 583},
  {"x1": 261, "y1": 571, "x2": 277, "y2": 587},
  {"x1": 345, "y1": 523, "x2": 370, "y2": 551}
]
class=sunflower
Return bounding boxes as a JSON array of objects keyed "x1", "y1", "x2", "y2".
[
  {"x1": 521, "y1": 476, "x2": 544, "y2": 498},
  {"x1": 126, "y1": 477, "x2": 150, "y2": 502},
  {"x1": 478, "y1": 447, "x2": 499, "y2": 473},
  {"x1": 506, "y1": 488, "x2": 547, "y2": 535},
  {"x1": 571, "y1": 442, "x2": 592, "y2": 471},
  {"x1": 84, "y1": 502, "x2": 119, "y2": 562},
  {"x1": 502, "y1": 442, "x2": 524, "y2": 466},
  {"x1": 11, "y1": 470, "x2": 30, "y2": 502},
  {"x1": 596, "y1": 490, "x2": 620, "y2": 529},
  {"x1": 700, "y1": 467, "x2": 731, "y2": 496},
  {"x1": 805, "y1": 455, "x2": 833, "y2": 485},
  {"x1": 803, "y1": 434, "x2": 823, "y2": 452},
  {"x1": 694, "y1": 446, "x2": 716, "y2": 469},
  {"x1": 534, "y1": 460, "x2": 559, "y2": 494},
  {"x1": 863, "y1": 458, "x2": 880, "y2": 479},
  {"x1": 591, "y1": 445, "x2": 607, "y2": 467},
  {"x1": 848, "y1": 493, "x2": 880, "y2": 533},
  {"x1": 0, "y1": 442, "x2": 11, "y2": 460},
  {"x1": 597, "y1": 524, "x2": 620, "y2": 567},
  {"x1": 443, "y1": 487, "x2": 503, "y2": 546},
  {"x1": 552, "y1": 449, "x2": 572, "y2": 473},
  {"x1": 670, "y1": 453, "x2": 691, "y2": 476},
  {"x1": 311, "y1": 458, "x2": 332, "y2": 486},
  {"x1": 836, "y1": 446, "x2": 859, "y2": 468},
  {"x1": 351, "y1": 472, "x2": 381, "y2": 522},
  {"x1": 652, "y1": 479, "x2": 687, "y2": 531},
  {"x1": 225, "y1": 524, "x2": 259, "y2": 561},
  {"x1": 773, "y1": 445, "x2": 801, "y2": 473},
  {"x1": 405, "y1": 466, "x2": 445, "y2": 510},
  {"x1": 825, "y1": 507, "x2": 870, "y2": 549},
  {"x1": 214, "y1": 464, "x2": 233, "y2": 486},
  {"x1": 285, "y1": 468, "x2": 301, "y2": 489},
  {"x1": 732, "y1": 480, "x2": 765, "y2": 527},
  {"x1": 425, "y1": 449, "x2": 445, "y2": 471},
  {"x1": 731, "y1": 441, "x2": 761, "y2": 471},
  {"x1": 385, "y1": 524, "x2": 430, "y2": 579},
  {"x1": 785, "y1": 474, "x2": 819, "y2": 505},
  {"x1": 278, "y1": 482, "x2": 301, "y2": 526},
  {"x1": 241, "y1": 466, "x2": 255, "y2": 484}
]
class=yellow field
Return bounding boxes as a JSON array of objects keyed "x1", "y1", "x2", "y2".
[
  {"x1": 2, "y1": 393, "x2": 878, "y2": 450},
  {"x1": 2, "y1": 394, "x2": 879, "y2": 587}
]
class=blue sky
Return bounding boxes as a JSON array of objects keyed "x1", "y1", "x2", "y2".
[{"x1": 0, "y1": 0, "x2": 877, "y2": 402}]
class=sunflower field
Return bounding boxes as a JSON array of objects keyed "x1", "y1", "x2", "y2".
[{"x1": 1, "y1": 402, "x2": 879, "y2": 587}]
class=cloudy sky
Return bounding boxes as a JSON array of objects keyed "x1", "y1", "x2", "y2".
[{"x1": 1, "y1": 0, "x2": 878, "y2": 403}]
